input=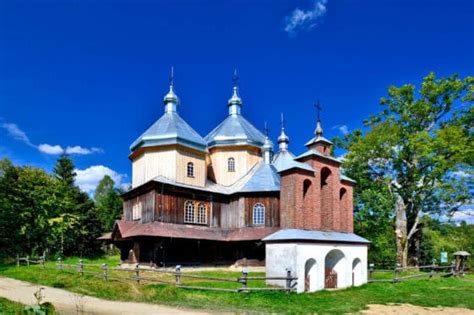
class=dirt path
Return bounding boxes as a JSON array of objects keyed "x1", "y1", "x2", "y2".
[
  {"x1": 0, "y1": 276, "x2": 212, "y2": 315},
  {"x1": 362, "y1": 303, "x2": 474, "y2": 314}
]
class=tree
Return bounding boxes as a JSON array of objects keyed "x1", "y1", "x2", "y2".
[
  {"x1": 94, "y1": 175, "x2": 123, "y2": 231},
  {"x1": 0, "y1": 159, "x2": 57, "y2": 257},
  {"x1": 337, "y1": 73, "x2": 473, "y2": 267},
  {"x1": 53, "y1": 153, "x2": 76, "y2": 187}
]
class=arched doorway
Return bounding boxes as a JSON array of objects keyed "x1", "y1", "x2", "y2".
[
  {"x1": 324, "y1": 249, "x2": 346, "y2": 289},
  {"x1": 304, "y1": 258, "x2": 317, "y2": 292},
  {"x1": 352, "y1": 258, "x2": 362, "y2": 286}
]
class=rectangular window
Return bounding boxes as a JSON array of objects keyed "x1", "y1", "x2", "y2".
[{"x1": 132, "y1": 198, "x2": 142, "y2": 220}]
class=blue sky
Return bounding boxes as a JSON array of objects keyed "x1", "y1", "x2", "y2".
[{"x1": 1, "y1": 0, "x2": 473, "y2": 196}]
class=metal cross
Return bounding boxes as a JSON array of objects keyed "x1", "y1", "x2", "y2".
[
  {"x1": 170, "y1": 66, "x2": 174, "y2": 86},
  {"x1": 314, "y1": 100, "x2": 322, "y2": 121},
  {"x1": 232, "y1": 69, "x2": 239, "y2": 87},
  {"x1": 280, "y1": 113, "x2": 285, "y2": 130},
  {"x1": 264, "y1": 121, "x2": 269, "y2": 137}
]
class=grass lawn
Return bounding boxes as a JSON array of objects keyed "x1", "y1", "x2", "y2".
[
  {"x1": 0, "y1": 257, "x2": 473, "y2": 314},
  {"x1": 0, "y1": 298, "x2": 24, "y2": 315}
]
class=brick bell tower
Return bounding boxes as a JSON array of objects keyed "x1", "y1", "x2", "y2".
[{"x1": 279, "y1": 108, "x2": 354, "y2": 233}]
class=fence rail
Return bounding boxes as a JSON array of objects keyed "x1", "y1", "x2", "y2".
[
  {"x1": 19, "y1": 257, "x2": 297, "y2": 293},
  {"x1": 368, "y1": 262, "x2": 456, "y2": 283}
]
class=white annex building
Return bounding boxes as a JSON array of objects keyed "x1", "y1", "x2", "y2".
[{"x1": 264, "y1": 230, "x2": 369, "y2": 293}]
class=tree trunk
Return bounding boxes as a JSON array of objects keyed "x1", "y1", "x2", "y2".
[{"x1": 395, "y1": 197, "x2": 408, "y2": 268}]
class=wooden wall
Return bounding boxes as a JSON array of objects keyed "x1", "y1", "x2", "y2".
[
  {"x1": 123, "y1": 185, "x2": 280, "y2": 229},
  {"x1": 244, "y1": 196, "x2": 280, "y2": 227}
]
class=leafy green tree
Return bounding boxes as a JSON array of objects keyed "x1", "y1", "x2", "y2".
[
  {"x1": 94, "y1": 175, "x2": 123, "y2": 231},
  {"x1": 337, "y1": 73, "x2": 473, "y2": 267},
  {"x1": 0, "y1": 159, "x2": 57, "y2": 256},
  {"x1": 53, "y1": 153, "x2": 76, "y2": 187}
]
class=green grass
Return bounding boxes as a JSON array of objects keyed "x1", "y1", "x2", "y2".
[
  {"x1": 0, "y1": 298, "x2": 24, "y2": 315},
  {"x1": 1, "y1": 257, "x2": 473, "y2": 314}
]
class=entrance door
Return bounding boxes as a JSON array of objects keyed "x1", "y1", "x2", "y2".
[{"x1": 325, "y1": 267, "x2": 337, "y2": 288}]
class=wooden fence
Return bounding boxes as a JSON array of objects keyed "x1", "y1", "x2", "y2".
[
  {"x1": 18, "y1": 257, "x2": 298, "y2": 293},
  {"x1": 368, "y1": 263, "x2": 456, "y2": 283}
]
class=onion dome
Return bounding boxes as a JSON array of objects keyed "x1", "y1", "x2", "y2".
[
  {"x1": 130, "y1": 69, "x2": 207, "y2": 153},
  {"x1": 305, "y1": 119, "x2": 333, "y2": 147},
  {"x1": 205, "y1": 71, "x2": 265, "y2": 149},
  {"x1": 277, "y1": 114, "x2": 289, "y2": 151},
  {"x1": 262, "y1": 129, "x2": 274, "y2": 164}
]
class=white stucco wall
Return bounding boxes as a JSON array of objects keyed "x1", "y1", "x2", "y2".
[{"x1": 266, "y1": 242, "x2": 368, "y2": 293}]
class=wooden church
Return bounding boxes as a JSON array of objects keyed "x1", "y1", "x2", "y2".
[{"x1": 108, "y1": 72, "x2": 369, "y2": 277}]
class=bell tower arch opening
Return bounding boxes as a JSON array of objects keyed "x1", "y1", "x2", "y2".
[{"x1": 320, "y1": 167, "x2": 333, "y2": 230}]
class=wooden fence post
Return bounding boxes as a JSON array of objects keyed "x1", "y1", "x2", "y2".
[
  {"x1": 241, "y1": 267, "x2": 248, "y2": 292},
  {"x1": 175, "y1": 265, "x2": 181, "y2": 285},
  {"x1": 16, "y1": 255, "x2": 19, "y2": 267},
  {"x1": 102, "y1": 264, "x2": 108, "y2": 281},
  {"x1": 79, "y1": 259, "x2": 84, "y2": 276},
  {"x1": 57, "y1": 258, "x2": 63, "y2": 270},
  {"x1": 369, "y1": 263, "x2": 374, "y2": 280},
  {"x1": 285, "y1": 268, "x2": 292, "y2": 293},
  {"x1": 394, "y1": 263, "x2": 401, "y2": 283},
  {"x1": 40, "y1": 255, "x2": 45, "y2": 269},
  {"x1": 429, "y1": 259, "x2": 436, "y2": 280},
  {"x1": 26, "y1": 255, "x2": 29, "y2": 267},
  {"x1": 135, "y1": 264, "x2": 140, "y2": 284}
]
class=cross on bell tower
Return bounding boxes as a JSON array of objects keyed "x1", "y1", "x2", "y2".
[{"x1": 314, "y1": 100, "x2": 324, "y2": 137}]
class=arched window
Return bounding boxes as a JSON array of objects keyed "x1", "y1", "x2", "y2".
[
  {"x1": 184, "y1": 201, "x2": 194, "y2": 223},
  {"x1": 252, "y1": 203, "x2": 265, "y2": 225},
  {"x1": 197, "y1": 203, "x2": 207, "y2": 224},
  {"x1": 187, "y1": 162, "x2": 194, "y2": 177},
  {"x1": 303, "y1": 179, "x2": 312, "y2": 199},
  {"x1": 228, "y1": 157, "x2": 235, "y2": 172}
]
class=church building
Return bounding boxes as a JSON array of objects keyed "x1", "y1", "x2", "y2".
[{"x1": 109, "y1": 71, "x2": 369, "y2": 292}]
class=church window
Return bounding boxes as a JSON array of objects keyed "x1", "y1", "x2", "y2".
[
  {"x1": 253, "y1": 203, "x2": 265, "y2": 225},
  {"x1": 184, "y1": 200, "x2": 194, "y2": 223},
  {"x1": 228, "y1": 157, "x2": 235, "y2": 172},
  {"x1": 187, "y1": 162, "x2": 194, "y2": 177},
  {"x1": 197, "y1": 203, "x2": 207, "y2": 224},
  {"x1": 132, "y1": 198, "x2": 142, "y2": 220}
]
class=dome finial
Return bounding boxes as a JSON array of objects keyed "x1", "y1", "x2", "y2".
[
  {"x1": 262, "y1": 122, "x2": 273, "y2": 164},
  {"x1": 164, "y1": 66, "x2": 178, "y2": 113},
  {"x1": 228, "y1": 69, "x2": 242, "y2": 115},
  {"x1": 314, "y1": 100, "x2": 323, "y2": 136},
  {"x1": 278, "y1": 113, "x2": 290, "y2": 151}
]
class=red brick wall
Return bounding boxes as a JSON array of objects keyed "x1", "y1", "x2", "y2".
[{"x1": 279, "y1": 155, "x2": 354, "y2": 233}]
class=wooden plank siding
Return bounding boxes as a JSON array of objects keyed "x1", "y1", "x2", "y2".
[
  {"x1": 244, "y1": 196, "x2": 280, "y2": 227},
  {"x1": 123, "y1": 185, "x2": 280, "y2": 229}
]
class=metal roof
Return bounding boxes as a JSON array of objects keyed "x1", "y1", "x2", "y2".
[
  {"x1": 239, "y1": 163, "x2": 280, "y2": 192},
  {"x1": 340, "y1": 173, "x2": 356, "y2": 183},
  {"x1": 152, "y1": 161, "x2": 280, "y2": 195},
  {"x1": 130, "y1": 112, "x2": 207, "y2": 152},
  {"x1": 305, "y1": 135, "x2": 333, "y2": 147},
  {"x1": 272, "y1": 150, "x2": 314, "y2": 173},
  {"x1": 295, "y1": 149, "x2": 342, "y2": 164},
  {"x1": 262, "y1": 229, "x2": 370, "y2": 244},
  {"x1": 204, "y1": 114, "x2": 266, "y2": 148}
]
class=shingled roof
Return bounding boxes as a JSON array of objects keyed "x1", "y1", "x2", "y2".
[{"x1": 112, "y1": 220, "x2": 278, "y2": 242}]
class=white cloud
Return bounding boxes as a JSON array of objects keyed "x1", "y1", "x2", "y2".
[
  {"x1": 65, "y1": 146, "x2": 104, "y2": 155},
  {"x1": 75, "y1": 165, "x2": 127, "y2": 194},
  {"x1": 284, "y1": 0, "x2": 328, "y2": 36},
  {"x1": 332, "y1": 124, "x2": 349, "y2": 135},
  {"x1": 1, "y1": 123, "x2": 34, "y2": 147},
  {"x1": 1, "y1": 120, "x2": 103, "y2": 155},
  {"x1": 38, "y1": 144, "x2": 64, "y2": 155}
]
